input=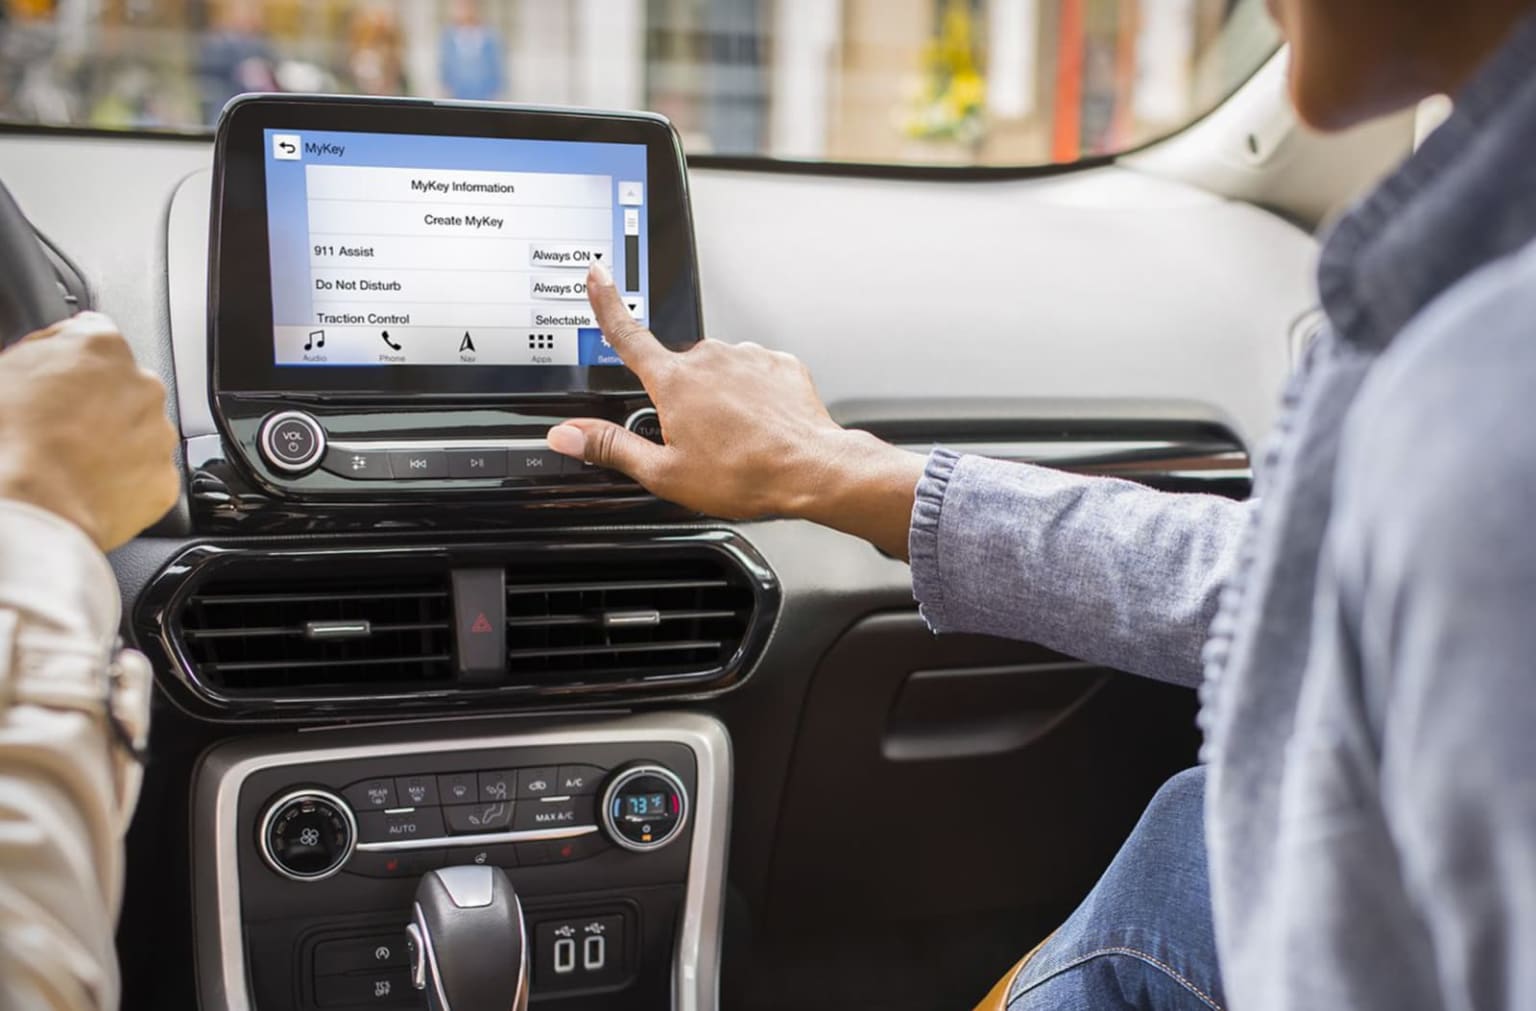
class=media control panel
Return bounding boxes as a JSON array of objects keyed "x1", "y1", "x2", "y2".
[{"x1": 211, "y1": 399, "x2": 668, "y2": 506}]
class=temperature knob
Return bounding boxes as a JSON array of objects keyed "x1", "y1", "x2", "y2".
[
  {"x1": 600, "y1": 764, "x2": 688, "y2": 853},
  {"x1": 259, "y1": 789, "x2": 356, "y2": 881}
]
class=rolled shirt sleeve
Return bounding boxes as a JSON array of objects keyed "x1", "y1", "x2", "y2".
[
  {"x1": 0, "y1": 501, "x2": 150, "y2": 1011},
  {"x1": 908, "y1": 448, "x2": 1253, "y2": 687}
]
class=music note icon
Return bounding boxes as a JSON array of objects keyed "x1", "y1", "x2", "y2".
[{"x1": 305, "y1": 330, "x2": 326, "y2": 350}]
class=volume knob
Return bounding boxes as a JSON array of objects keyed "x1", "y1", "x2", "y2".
[
  {"x1": 258, "y1": 410, "x2": 326, "y2": 474},
  {"x1": 599, "y1": 764, "x2": 688, "y2": 853}
]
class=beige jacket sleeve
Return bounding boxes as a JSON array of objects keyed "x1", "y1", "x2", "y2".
[{"x1": 0, "y1": 501, "x2": 151, "y2": 1011}]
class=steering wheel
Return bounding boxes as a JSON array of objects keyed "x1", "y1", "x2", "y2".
[{"x1": 0, "y1": 176, "x2": 71, "y2": 346}]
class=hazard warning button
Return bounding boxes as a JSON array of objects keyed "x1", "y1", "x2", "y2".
[{"x1": 452, "y1": 569, "x2": 506, "y2": 680}]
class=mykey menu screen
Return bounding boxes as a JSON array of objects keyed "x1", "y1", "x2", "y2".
[{"x1": 262, "y1": 128, "x2": 649, "y2": 368}]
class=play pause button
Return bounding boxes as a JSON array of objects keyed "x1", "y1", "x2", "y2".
[{"x1": 447, "y1": 449, "x2": 509, "y2": 478}]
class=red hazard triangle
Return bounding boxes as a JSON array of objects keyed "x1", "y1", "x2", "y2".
[{"x1": 470, "y1": 612, "x2": 494, "y2": 634}]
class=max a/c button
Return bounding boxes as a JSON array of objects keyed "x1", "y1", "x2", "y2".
[{"x1": 513, "y1": 796, "x2": 595, "y2": 831}]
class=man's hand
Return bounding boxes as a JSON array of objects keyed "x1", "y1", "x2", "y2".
[
  {"x1": 547, "y1": 262, "x2": 924, "y2": 556},
  {"x1": 0, "y1": 313, "x2": 179, "y2": 551}
]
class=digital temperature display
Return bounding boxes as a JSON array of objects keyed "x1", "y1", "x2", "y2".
[{"x1": 623, "y1": 793, "x2": 669, "y2": 819}]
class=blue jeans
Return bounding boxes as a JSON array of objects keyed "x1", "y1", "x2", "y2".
[{"x1": 1007, "y1": 768, "x2": 1224, "y2": 1011}]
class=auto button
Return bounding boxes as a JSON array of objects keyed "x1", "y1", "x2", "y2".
[{"x1": 356, "y1": 807, "x2": 445, "y2": 845}]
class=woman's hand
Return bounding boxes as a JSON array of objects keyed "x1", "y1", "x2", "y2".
[
  {"x1": 0, "y1": 313, "x2": 179, "y2": 550},
  {"x1": 547, "y1": 262, "x2": 925, "y2": 556}
]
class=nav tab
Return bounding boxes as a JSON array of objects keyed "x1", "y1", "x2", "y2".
[{"x1": 528, "y1": 241, "x2": 613, "y2": 269}]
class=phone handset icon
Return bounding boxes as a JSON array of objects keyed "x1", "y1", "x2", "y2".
[{"x1": 380, "y1": 330, "x2": 403, "y2": 351}]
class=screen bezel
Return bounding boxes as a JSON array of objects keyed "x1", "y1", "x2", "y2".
[{"x1": 209, "y1": 94, "x2": 702, "y2": 398}]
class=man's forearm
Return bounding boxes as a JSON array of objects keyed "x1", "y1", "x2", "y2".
[
  {"x1": 793, "y1": 430, "x2": 927, "y2": 560},
  {"x1": 904, "y1": 450, "x2": 1253, "y2": 687}
]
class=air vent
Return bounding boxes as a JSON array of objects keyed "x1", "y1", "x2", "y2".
[
  {"x1": 504, "y1": 555, "x2": 756, "y2": 686},
  {"x1": 154, "y1": 537, "x2": 776, "y2": 714},
  {"x1": 179, "y1": 572, "x2": 453, "y2": 694}
]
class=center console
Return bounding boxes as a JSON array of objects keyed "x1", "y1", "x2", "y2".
[
  {"x1": 193, "y1": 712, "x2": 730, "y2": 1011},
  {"x1": 167, "y1": 98, "x2": 750, "y2": 1011}
]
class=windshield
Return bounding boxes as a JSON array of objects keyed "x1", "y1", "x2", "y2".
[{"x1": 0, "y1": 0, "x2": 1279, "y2": 168}]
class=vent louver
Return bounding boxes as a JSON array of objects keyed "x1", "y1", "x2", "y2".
[
  {"x1": 179, "y1": 573, "x2": 453, "y2": 693},
  {"x1": 161, "y1": 540, "x2": 772, "y2": 711},
  {"x1": 504, "y1": 556, "x2": 755, "y2": 685}
]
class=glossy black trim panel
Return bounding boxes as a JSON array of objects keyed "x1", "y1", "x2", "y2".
[{"x1": 134, "y1": 530, "x2": 780, "y2": 722}]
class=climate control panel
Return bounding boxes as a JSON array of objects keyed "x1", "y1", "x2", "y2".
[{"x1": 257, "y1": 759, "x2": 689, "y2": 885}]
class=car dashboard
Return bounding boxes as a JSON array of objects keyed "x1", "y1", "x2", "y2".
[{"x1": 0, "y1": 86, "x2": 1321, "y2": 1010}]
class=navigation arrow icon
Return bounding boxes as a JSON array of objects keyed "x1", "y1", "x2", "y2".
[{"x1": 459, "y1": 332, "x2": 475, "y2": 352}]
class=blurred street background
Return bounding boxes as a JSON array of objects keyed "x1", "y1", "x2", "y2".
[{"x1": 0, "y1": 0, "x2": 1278, "y2": 166}]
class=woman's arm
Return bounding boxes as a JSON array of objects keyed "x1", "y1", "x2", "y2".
[{"x1": 550, "y1": 262, "x2": 1250, "y2": 684}]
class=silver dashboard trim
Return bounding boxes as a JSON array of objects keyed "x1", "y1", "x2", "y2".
[
  {"x1": 355, "y1": 824, "x2": 598, "y2": 853},
  {"x1": 328, "y1": 438, "x2": 565, "y2": 454},
  {"x1": 195, "y1": 712, "x2": 731, "y2": 1011}
]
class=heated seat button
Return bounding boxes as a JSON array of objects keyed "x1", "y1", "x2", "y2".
[
  {"x1": 356, "y1": 807, "x2": 445, "y2": 845},
  {"x1": 556, "y1": 765, "x2": 604, "y2": 796},
  {"x1": 507, "y1": 449, "x2": 567, "y2": 478},
  {"x1": 544, "y1": 833, "x2": 606, "y2": 864},
  {"x1": 444, "y1": 801, "x2": 515, "y2": 834},
  {"x1": 447, "y1": 448, "x2": 508, "y2": 478},
  {"x1": 345, "y1": 848, "x2": 445, "y2": 878},
  {"x1": 322, "y1": 446, "x2": 393, "y2": 480},
  {"x1": 388, "y1": 449, "x2": 447, "y2": 479},
  {"x1": 514, "y1": 796, "x2": 595, "y2": 832}
]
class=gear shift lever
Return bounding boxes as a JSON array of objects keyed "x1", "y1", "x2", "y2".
[{"x1": 405, "y1": 866, "x2": 529, "y2": 1011}]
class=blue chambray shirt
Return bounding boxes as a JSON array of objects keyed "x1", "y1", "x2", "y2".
[{"x1": 909, "y1": 15, "x2": 1536, "y2": 1010}]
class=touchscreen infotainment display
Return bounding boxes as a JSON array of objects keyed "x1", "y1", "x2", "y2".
[{"x1": 261, "y1": 128, "x2": 648, "y2": 370}]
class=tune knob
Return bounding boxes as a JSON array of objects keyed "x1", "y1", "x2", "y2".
[
  {"x1": 600, "y1": 764, "x2": 688, "y2": 853},
  {"x1": 259, "y1": 789, "x2": 357, "y2": 881}
]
